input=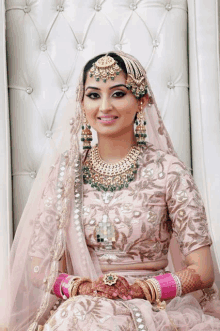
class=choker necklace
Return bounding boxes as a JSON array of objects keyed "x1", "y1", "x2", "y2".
[{"x1": 83, "y1": 145, "x2": 142, "y2": 192}]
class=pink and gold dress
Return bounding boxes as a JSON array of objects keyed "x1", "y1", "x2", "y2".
[{"x1": 43, "y1": 143, "x2": 220, "y2": 331}]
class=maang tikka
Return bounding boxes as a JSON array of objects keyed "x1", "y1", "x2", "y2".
[
  {"x1": 88, "y1": 53, "x2": 149, "y2": 99},
  {"x1": 81, "y1": 113, "x2": 92, "y2": 149},
  {"x1": 135, "y1": 100, "x2": 147, "y2": 146}
]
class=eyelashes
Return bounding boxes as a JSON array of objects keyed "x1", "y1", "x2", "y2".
[
  {"x1": 85, "y1": 92, "x2": 100, "y2": 99},
  {"x1": 85, "y1": 91, "x2": 126, "y2": 99}
]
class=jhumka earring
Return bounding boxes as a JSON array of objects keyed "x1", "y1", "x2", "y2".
[
  {"x1": 81, "y1": 113, "x2": 92, "y2": 149},
  {"x1": 135, "y1": 100, "x2": 147, "y2": 146}
]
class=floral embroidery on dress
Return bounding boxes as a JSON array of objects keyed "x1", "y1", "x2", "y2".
[
  {"x1": 44, "y1": 296, "x2": 136, "y2": 331},
  {"x1": 83, "y1": 143, "x2": 212, "y2": 265}
]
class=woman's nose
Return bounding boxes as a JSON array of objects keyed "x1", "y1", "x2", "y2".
[{"x1": 99, "y1": 96, "x2": 112, "y2": 112}]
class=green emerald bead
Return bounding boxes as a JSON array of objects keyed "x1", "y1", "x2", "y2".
[
  {"x1": 116, "y1": 72, "x2": 120, "y2": 75},
  {"x1": 88, "y1": 125, "x2": 91, "y2": 129},
  {"x1": 81, "y1": 138, "x2": 85, "y2": 141},
  {"x1": 111, "y1": 77, "x2": 114, "y2": 80},
  {"x1": 95, "y1": 78, "x2": 100, "y2": 81},
  {"x1": 144, "y1": 121, "x2": 146, "y2": 125},
  {"x1": 125, "y1": 183, "x2": 129, "y2": 188},
  {"x1": 135, "y1": 134, "x2": 139, "y2": 137},
  {"x1": 82, "y1": 125, "x2": 85, "y2": 129},
  {"x1": 103, "y1": 79, "x2": 107, "y2": 83},
  {"x1": 90, "y1": 74, "x2": 93, "y2": 77},
  {"x1": 133, "y1": 170, "x2": 137, "y2": 174}
]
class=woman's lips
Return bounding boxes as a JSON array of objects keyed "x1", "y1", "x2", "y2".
[{"x1": 98, "y1": 116, "x2": 118, "y2": 124}]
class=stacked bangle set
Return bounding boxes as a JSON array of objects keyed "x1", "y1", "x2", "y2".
[
  {"x1": 53, "y1": 272, "x2": 182, "y2": 307},
  {"x1": 135, "y1": 272, "x2": 182, "y2": 308},
  {"x1": 52, "y1": 273, "x2": 91, "y2": 299}
]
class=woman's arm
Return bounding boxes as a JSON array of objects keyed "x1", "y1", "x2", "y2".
[{"x1": 175, "y1": 245, "x2": 214, "y2": 295}]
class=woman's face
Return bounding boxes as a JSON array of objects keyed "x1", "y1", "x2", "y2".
[{"x1": 82, "y1": 70, "x2": 147, "y2": 139}]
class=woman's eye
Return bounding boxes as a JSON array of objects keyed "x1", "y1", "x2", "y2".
[
  {"x1": 86, "y1": 92, "x2": 100, "y2": 99},
  {"x1": 112, "y1": 91, "x2": 126, "y2": 98}
]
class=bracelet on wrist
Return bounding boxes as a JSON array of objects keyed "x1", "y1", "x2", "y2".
[
  {"x1": 70, "y1": 277, "x2": 92, "y2": 297},
  {"x1": 61, "y1": 275, "x2": 81, "y2": 299},
  {"x1": 53, "y1": 273, "x2": 69, "y2": 299}
]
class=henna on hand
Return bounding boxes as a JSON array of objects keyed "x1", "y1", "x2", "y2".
[
  {"x1": 130, "y1": 283, "x2": 145, "y2": 299},
  {"x1": 175, "y1": 268, "x2": 206, "y2": 295},
  {"x1": 78, "y1": 281, "x2": 93, "y2": 296},
  {"x1": 92, "y1": 275, "x2": 133, "y2": 300}
]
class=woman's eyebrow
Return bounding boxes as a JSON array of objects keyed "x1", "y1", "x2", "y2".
[
  {"x1": 85, "y1": 86, "x2": 100, "y2": 91},
  {"x1": 85, "y1": 84, "x2": 127, "y2": 92},
  {"x1": 109, "y1": 84, "x2": 127, "y2": 89}
]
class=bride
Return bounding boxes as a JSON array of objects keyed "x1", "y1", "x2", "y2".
[{"x1": 3, "y1": 52, "x2": 220, "y2": 331}]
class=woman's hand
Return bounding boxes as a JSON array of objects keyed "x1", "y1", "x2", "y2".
[
  {"x1": 130, "y1": 283, "x2": 145, "y2": 299},
  {"x1": 77, "y1": 276, "x2": 147, "y2": 300},
  {"x1": 77, "y1": 280, "x2": 115, "y2": 299},
  {"x1": 91, "y1": 275, "x2": 133, "y2": 300}
]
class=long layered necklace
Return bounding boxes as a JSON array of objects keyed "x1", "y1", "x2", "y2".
[{"x1": 83, "y1": 145, "x2": 142, "y2": 192}]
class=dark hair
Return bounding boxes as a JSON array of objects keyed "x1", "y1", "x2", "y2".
[{"x1": 83, "y1": 52, "x2": 127, "y2": 87}]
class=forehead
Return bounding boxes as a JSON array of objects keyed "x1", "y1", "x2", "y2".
[{"x1": 84, "y1": 70, "x2": 127, "y2": 89}]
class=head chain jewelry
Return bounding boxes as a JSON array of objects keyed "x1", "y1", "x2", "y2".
[{"x1": 88, "y1": 52, "x2": 151, "y2": 99}]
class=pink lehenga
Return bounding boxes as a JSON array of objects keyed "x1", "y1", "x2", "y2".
[{"x1": 1, "y1": 52, "x2": 220, "y2": 331}]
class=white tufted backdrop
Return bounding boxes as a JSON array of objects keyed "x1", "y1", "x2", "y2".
[{"x1": 2, "y1": 0, "x2": 220, "y2": 288}]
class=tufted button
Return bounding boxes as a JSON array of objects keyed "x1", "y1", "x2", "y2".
[
  {"x1": 30, "y1": 171, "x2": 37, "y2": 179},
  {"x1": 40, "y1": 43, "x2": 47, "y2": 51},
  {"x1": 94, "y1": 4, "x2": 102, "y2": 11},
  {"x1": 69, "y1": 118, "x2": 74, "y2": 125},
  {"x1": 57, "y1": 5, "x2": 64, "y2": 12},
  {"x1": 61, "y1": 84, "x2": 69, "y2": 92},
  {"x1": 23, "y1": 6, "x2": 31, "y2": 13},
  {"x1": 153, "y1": 39, "x2": 159, "y2": 47},
  {"x1": 130, "y1": 3, "x2": 137, "y2": 10},
  {"x1": 115, "y1": 44, "x2": 122, "y2": 51},
  {"x1": 26, "y1": 87, "x2": 33, "y2": 94},
  {"x1": 45, "y1": 130, "x2": 53, "y2": 138},
  {"x1": 77, "y1": 43, "x2": 84, "y2": 51},
  {"x1": 165, "y1": 3, "x2": 172, "y2": 11},
  {"x1": 167, "y1": 81, "x2": 175, "y2": 89}
]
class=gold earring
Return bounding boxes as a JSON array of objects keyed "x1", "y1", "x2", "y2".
[
  {"x1": 81, "y1": 113, "x2": 92, "y2": 149},
  {"x1": 135, "y1": 100, "x2": 147, "y2": 146}
]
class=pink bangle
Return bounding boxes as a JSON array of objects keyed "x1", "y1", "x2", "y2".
[
  {"x1": 154, "y1": 273, "x2": 177, "y2": 300},
  {"x1": 61, "y1": 275, "x2": 80, "y2": 299},
  {"x1": 53, "y1": 273, "x2": 69, "y2": 299}
]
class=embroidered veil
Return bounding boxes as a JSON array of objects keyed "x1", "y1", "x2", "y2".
[{"x1": 0, "y1": 52, "x2": 218, "y2": 331}]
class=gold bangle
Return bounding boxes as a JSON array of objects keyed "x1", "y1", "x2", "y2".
[
  {"x1": 145, "y1": 280, "x2": 156, "y2": 302},
  {"x1": 147, "y1": 279, "x2": 160, "y2": 301},
  {"x1": 135, "y1": 279, "x2": 152, "y2": 302},
  {"x1": 70, "y1": 277, "x2": 92, "y2": 297}
]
